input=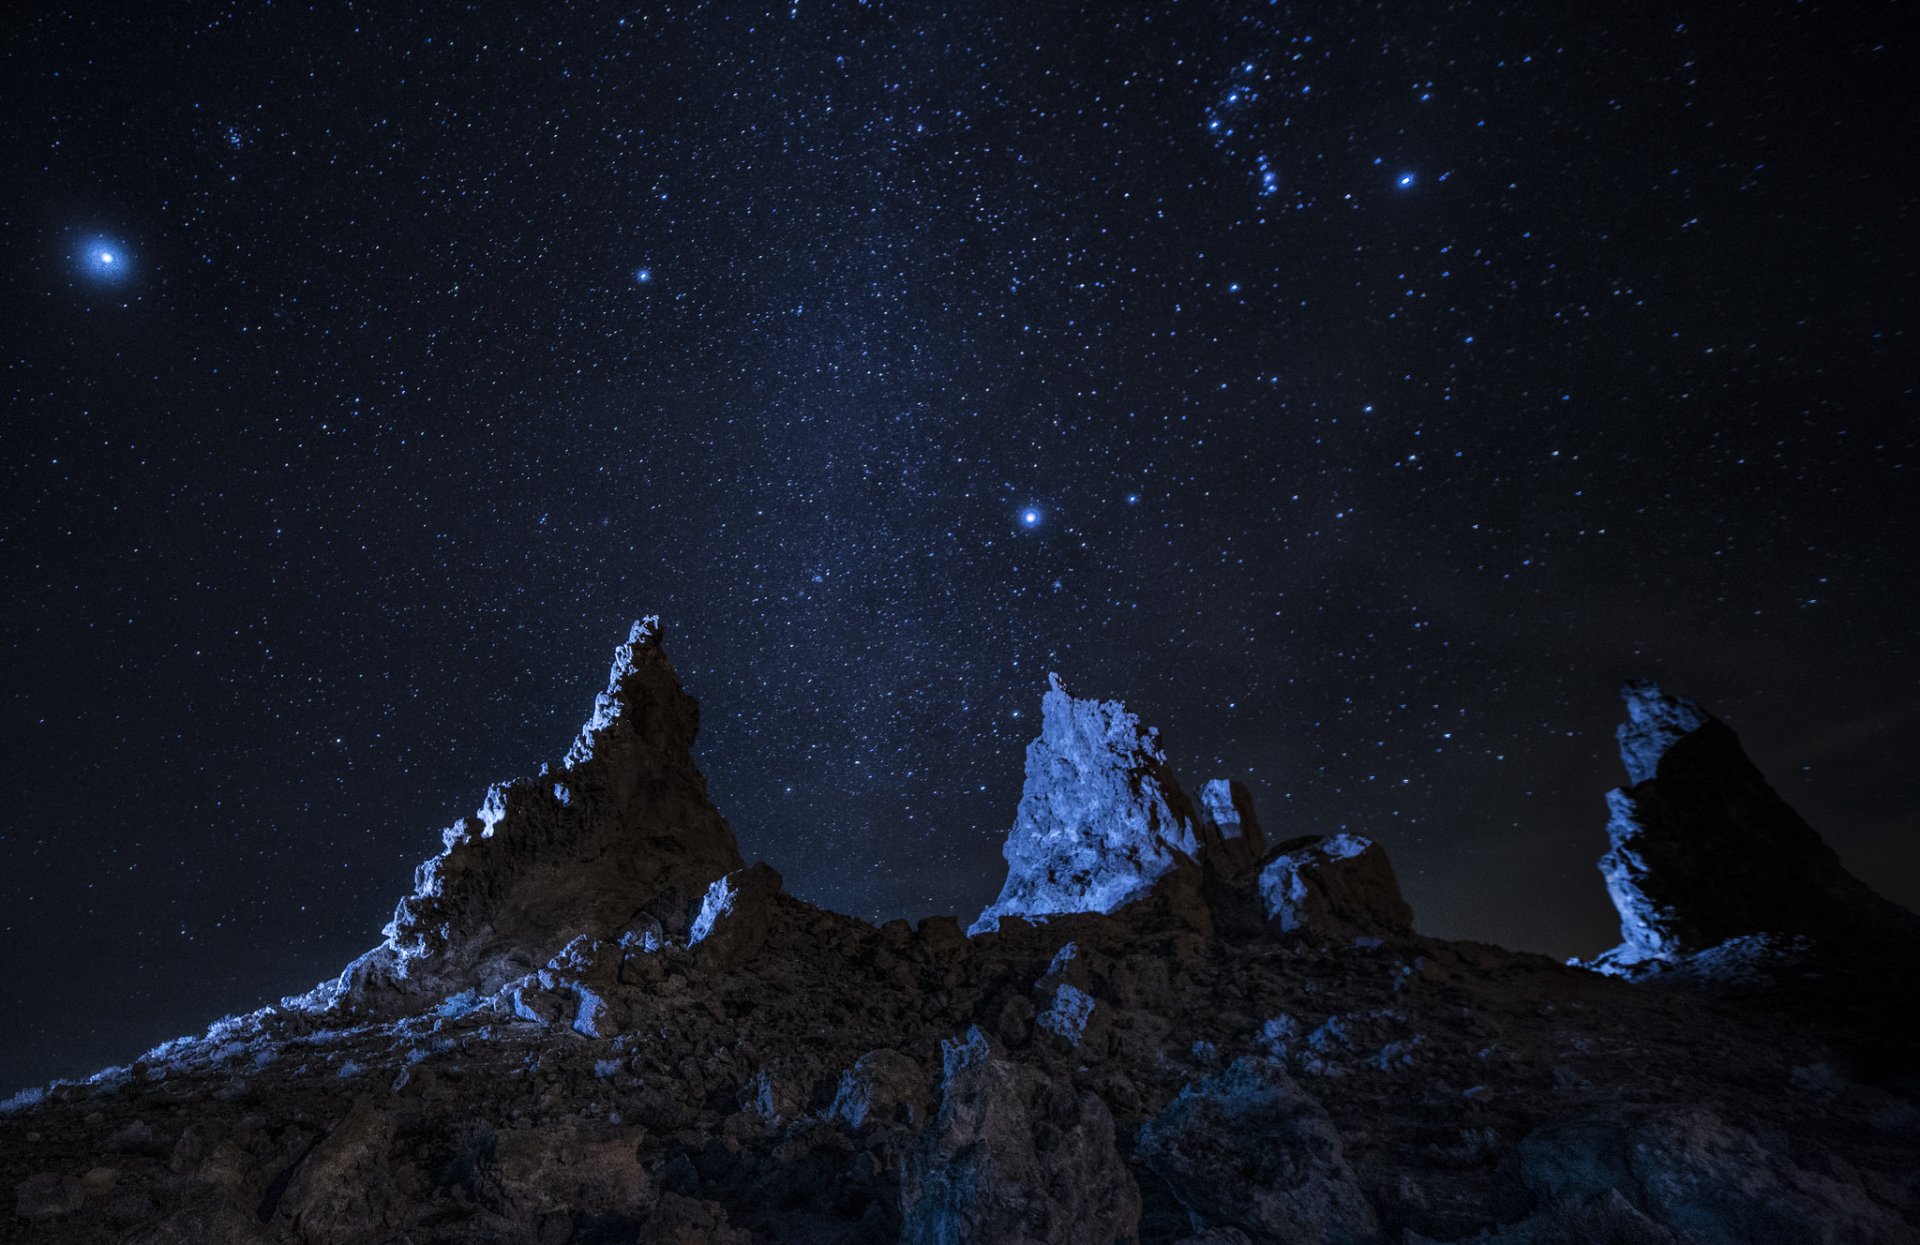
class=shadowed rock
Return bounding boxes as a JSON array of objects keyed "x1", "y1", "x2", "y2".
[
  {"x1": 1258, "y1": 834, "x2": 1414, "y2": 940},
  {"x1": 899, "y1": 1026, "x2": 1141, "y2": 1245},
  {"x1": 8, "y1": 636, "x2": 1918, "y2": 1245},
  {"x1": 1137, "y1": 1056, "x2": 1378, "y2": 1244},
  {"x1": 1590, "y1": 681, "x2": 1920, "y2": 976}
]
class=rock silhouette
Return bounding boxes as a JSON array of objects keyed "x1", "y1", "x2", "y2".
[
  {"x1": 2, "y1": 629, "x2": 1915, "y2": 1244},
  {"x1": 1590, "y1": 680, "x2": 1920, "y2": 978}
]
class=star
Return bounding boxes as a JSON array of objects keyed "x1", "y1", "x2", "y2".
[
  {"x1": 78, "y1": 238, "x2": 129, "y2": 281},
  {"x1": 1395, "y1": 172, "x2": 1417, "y2": 189},
  {"x1": 1020, "y1": 507, "x2": 1042, "y2": 528},
  {"x1": 634, "y1": 267, "x2": 654, "y2": 284}
]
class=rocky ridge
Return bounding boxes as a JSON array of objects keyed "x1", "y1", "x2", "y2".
[{"x1": 1, "y1": 626, "x2": 1915, "y2": 1245}]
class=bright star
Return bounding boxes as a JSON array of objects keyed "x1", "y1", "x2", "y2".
[
  {"x1": 1020, "y1": 508, "x2": 1042, "y2": 528},
  {"x1": 79, "y1": 238, "x2": 130, "y2": 281},
  {"x1": 1396, "y1": 172, "x2": 1416, "y2": 189},
  {"x1": 634, "y1": 267, "x2": 653, "y2": 284}
]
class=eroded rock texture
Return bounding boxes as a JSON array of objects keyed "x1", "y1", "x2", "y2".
[
  {"x1": 2, "y1": 633, "x2": 1916, "y2": 1245},
  {"x1": 971, "y1": 674, "x2": 1205, "y2": 934},
  {"x1": 1591, "y1": 681, "x2": 1920, "y2": 976},
  {"x1": 308, "y1": 619, "x2": 746, "y2": 1009}
]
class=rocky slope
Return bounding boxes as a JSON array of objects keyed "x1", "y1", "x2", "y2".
[{"x1": 2, "y1": 627, "x2": 1916, "y2": 1245}]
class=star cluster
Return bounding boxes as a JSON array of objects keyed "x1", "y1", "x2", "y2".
[{"x1": 0, "y1": 3, "x2": 1914, "y2": 1089}]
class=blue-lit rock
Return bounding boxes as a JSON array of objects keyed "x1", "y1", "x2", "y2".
[
  {"x1": 688, "y1": 861, "x2": 784, "y2": 969},
  {"x1": 1196, "y1": 777, "x2": 1268, "y2": 878},
  {"x1": 1615, "y1": 679, "x2": 1708, "y2": 785},
  {"x1": 971, "y1": 674, "x2": 1204, "y2": 934}
]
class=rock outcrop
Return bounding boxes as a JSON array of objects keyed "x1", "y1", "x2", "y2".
[
  {"x1": 1196, "y1": 779, "x2": 1267, "y2": 881},
  {"x1": 1590, "y1": 681, "x2": 1920, "y2": 976},
  {"x1": 4, "y1": 632, "x2": 1917, "y2": 1245},
  {"x1": 970, "y1": 674, "x2": 1205, "y2": 934},
  {"x1": 302, "y1": 619, "x2": 746, "y2": 1009},
  {"x1": 1258, "y1": 834, "x2": 1414, "y2": 940}
]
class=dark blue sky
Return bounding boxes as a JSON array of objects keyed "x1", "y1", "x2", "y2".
[{"x1": 2, "y1": 2, "x2": 1914, "y2": 1091}]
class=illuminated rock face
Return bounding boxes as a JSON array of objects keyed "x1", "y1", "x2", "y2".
[
  {"x1": 308, "y1": 619, "x2": 745, "y2": 1009},
  {"x1": 970, "y1": 675, "x2": 1205, "y2": 934},
  {"x1": 1592, "y1": 681, "x2": 1920, "y2": 975}
]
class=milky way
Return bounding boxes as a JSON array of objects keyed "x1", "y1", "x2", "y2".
[{"x1": 1, "y1": 3, "x2": 1914, "y2": 1088}]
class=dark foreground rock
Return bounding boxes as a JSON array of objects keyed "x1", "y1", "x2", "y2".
[{"x1": 2, "y1": 634, "x2": 1916, "y2": 1244}]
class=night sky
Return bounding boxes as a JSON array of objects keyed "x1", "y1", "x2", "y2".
[{"x1": 3, "y1": 3, "x2": 1915, "y2": 1092}]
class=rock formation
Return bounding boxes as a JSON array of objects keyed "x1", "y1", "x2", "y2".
[
  {"x1": 971, "y1": 676, "x2": 1411, "y2": 946},
  {"x1": 301, "y1": 618, "x2": 747, "y2": 1009},
  {"x1": 970, "y1": 674, "x2": 1205, "y2": 934},
  {"x1": 1590, "y1": 680, "x2": 1920, "y2": 976},
  {"x1": 3, "y1": 632, "x2": 1917, "y2": 1245}
]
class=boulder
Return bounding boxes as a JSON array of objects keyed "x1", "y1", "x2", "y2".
[
  {"x1": 829, "y1": 1048, "x2": 929, "y2": 1130},
  {"x1": 1258, "y1": 834, "x2": 1413, "y2": 939},
  {"x1": 270, "y1": 1097, "x2": 399, "y2": 1244},
  {"x1": 689, "y1": 862, "x2": 786, "y2": 970}
]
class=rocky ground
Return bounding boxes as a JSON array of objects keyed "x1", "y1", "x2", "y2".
[{"x1": 3, "y1": 622, "x2": 1916, "y2": 1244}]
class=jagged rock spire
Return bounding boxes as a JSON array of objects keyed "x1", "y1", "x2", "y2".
[
  {"x1": 306, "y1": 619, "x2": 745, "y2": 1010},
  {"x1": 970, "y1": 674, "x2": 1204, "y2": 934},
  {"x1": 1592, "y1": 681, "x2": 1920, "y2": 974}
]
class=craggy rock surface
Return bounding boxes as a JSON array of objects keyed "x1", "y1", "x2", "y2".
[
  {"x1": 2, "y1": 634, "x2": 1916, "y2": 1245},
  {"x1": 1258, "y1": 835, "x2": 1414, "y2": 941},
  {"x1": 971, "y1": 674, "x2": 1206, "y2": 935},
  {"x1": 314, "y1": 618, "x2": 746, "y2": 1010},
  {"x1": 1590, "y1": 681, "x2": 1920, "y2": 978}
]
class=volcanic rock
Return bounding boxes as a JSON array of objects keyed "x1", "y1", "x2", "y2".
[
  {"x1": 1258, "y1": 834, "x2": 1415, "y2": 940},
  {"x1": 689, "y1": 862, "x2": 787, "y2": 971},
  {"x1": 899, "y1": 1027, "x2": 1141, "y2": 1245},
  {"x1": 3, "y1": 627, "x2": 1917, "y2": 1245},
  {"x1": 971, "y1": 674, "x2": 1205, "y2": 934},
  {"x1": 305, "y1": 618, "x2": 746, "y2": 1010},
  {"x1": 1136, "y1": 1056, "x2": 1377, "y2": 1244},
  {"x1": 1195, "y1": 779, "x2": 1268, "y2": 881},
  {"x1": 1591, "y1": 681, "x2": 1920, "y2": 975}
]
